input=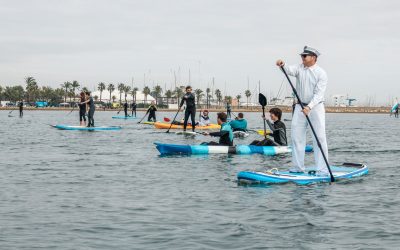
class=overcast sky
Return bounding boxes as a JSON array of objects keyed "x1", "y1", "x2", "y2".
[{"x1": 1, "y1": 0, "x2": 399, "y2": 105}]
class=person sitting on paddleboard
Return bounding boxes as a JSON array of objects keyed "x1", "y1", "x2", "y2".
[
  {"x1": 229, "y1": 112, "x2": 247, "y2": 132},
  {"x1": 78, "y1": 92, "x2": 87, "y2": 126},
  {"x1": 123, "y1": 101, "x2": 128, "y2": 117},
  {"x1": 18, "y1": 100, "x2": 23, "y2": 118},
  {"x1": 179, "y1": 86, "x2": 196, "y2": 132},
  {"x1": 202, "y1": 112, "x2": 233, "y2": 146},
  {"x1": 147, "y1": 101, "x2": 157, "y2": 122},
  {"x1": 131, "y1": 101, "x2": 137, "y2": 117},
  {"x1": 250, "y1": 107, "x2": 287, "y2": 146},
  {"x1": 198, "y1": 109, "x2": 211, "y2": 126},
  {"x1": 80, "y1": 91, "x2": 95, "y2": 127}
]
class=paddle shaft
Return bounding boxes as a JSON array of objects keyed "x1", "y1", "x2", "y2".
[
  {"x1": 280, "y1": 66, "x2": 334, "y2": 182},
  {"x1": 261, "y1": 107, "x2": 267, "y2": 139},
  {"x1": 137, "y1": 111, "x2": 149, "y2": 123},
  {"x1": 166, "y1": 105, "x2": 183, "y2": 133}
]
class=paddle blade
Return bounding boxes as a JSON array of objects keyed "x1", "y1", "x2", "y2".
[
  {"x1": 259, "y1": 93, "x2": 267, "y2": 107},
  {"x1": 164, "y1": 117, "x2": 171, "y2": 122}
]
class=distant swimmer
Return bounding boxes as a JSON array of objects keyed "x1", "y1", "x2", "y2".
[
  {"x1": 229, "y1": 112, "x2": 247, "y2": 132},
  {"x1": 78, "y1": 92, "x2": 87, "y2": 126},
  {"x1": 180, "y1": 86, "x2": 196, "y2": 132},
  {"x1": 202, "y1": 112, "x2": 233, "y2": 146},
  {"x1": 18, "y1": 100, "x2": 23, "y2": 118},
  {"x1": 147, "y1": 101, "x2": 157, "y2": 122},
  {"x1": 250, "y1": 108, "x2": 287, "y2": 146}
]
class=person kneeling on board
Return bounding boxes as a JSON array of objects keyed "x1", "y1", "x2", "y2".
[
  {"x1": 198, "y1": 109, "x2": 211, "y2": 126},
  {"x1": 250, "y1": 107, "x2": 287, "y2": 146},
  {"x1": 147, "y1": 101, "x2": 157, "y2": 122},
  {"x1": 202, "y1": 112, "x2": 233, "y2": 146},
  {"x1": 229, "y1": 112, "x2": 247, "y2": 132}
]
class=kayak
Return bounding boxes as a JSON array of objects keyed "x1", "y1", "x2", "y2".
[
  {"x1": 154, "y1": 142, "x2": 313, "y2": 155},
  {"x1": 51, "y1": 124, "x2": 122, "y2": 131},
  {"x1": 142, "y1": 121, "x2": 156, "y2": 125},
  {"x1": 237, "y1": 163, "x2": 368, "y2": 185},
  {"x1": 112, "y1": 116, "x2": 137, "y2": 119},
  {"x1": 257, "y1": 130, "x2": 273, "y2": 136},
  {"x1": 154, "y1": 122, "x2": 220, "y2": 130},
  {"x1": 233, "y1": 131, "x2": 249, "y2": 138}
]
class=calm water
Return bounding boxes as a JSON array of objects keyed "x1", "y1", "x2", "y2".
[{"x1": 0, "y1": 110, "x2": 399, "y2": 249}]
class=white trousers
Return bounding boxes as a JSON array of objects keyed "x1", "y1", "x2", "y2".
[{"x1": 291, "y1": 103, "x2": 329, "y2": 173}]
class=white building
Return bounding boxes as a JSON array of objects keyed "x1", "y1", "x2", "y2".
[{"x1": 91, "y1": 90, "x2": 155, "y2": 103}]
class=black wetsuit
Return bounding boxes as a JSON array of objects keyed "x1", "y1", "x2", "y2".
[
  {"x1": 87, "y1": 97, "x2": 95, "y2": 127},
  {"x1": 147, "y1": 105, "x2": 157, "y2": 122},
  {"x1": 180, "y1": 93, "x2": 196, "y2": 131},
  {"x1": 123, "y1": 102, "x2": 128, "y2": 117},
  {"x1": 395, "y1": 106, "x2": 399, "y2": 118},
  {"x1": 250, "y1": 120, "x2": 287, "y2": 146},
  {"x1": 18, "y1": 102, "x2": 23, "y2": 117},
  {"x1": 226, "y1": 103, "x2": 232, "y2": 119},
  {"x1": 79, "y1": 102, "x2": 86, "y2": 122},
  {"x1": 131, "y1": 102, "x2": 137, "y2": 117}
]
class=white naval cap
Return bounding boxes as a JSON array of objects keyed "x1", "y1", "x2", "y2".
[{"x1": 300, "y1": 46, "x2": 320, "y2": 57}]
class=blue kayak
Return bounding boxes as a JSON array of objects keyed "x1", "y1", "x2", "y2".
[
  {"x1": 154, "y1": 142, "x2": 312, "y2": 155},
  {"x1": 112, "y1": 116, "x2": 137, "y2": 119},
  {"x1": 238, "y1": 163, "x2": 368, "y2": 185},
  {"x1": 52, "y1": 125, "x2": 122, "y2": 131}
]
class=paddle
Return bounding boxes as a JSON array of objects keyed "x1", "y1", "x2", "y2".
[
  {"x1": 280, "y1": 66, "x2": 335, "y2": 182},
  {"x1": 67, "y1": 103, "x2": 77, "y2": 116},
  {"x1": 258, "y1": 93, "x2": 268, "y2": 139},
  {"x1": 137, "y1": 110, "x2": 149, "y2": 124},
  {"x1": 166, "y1": 105, "x2": 183, "y2": 133}
]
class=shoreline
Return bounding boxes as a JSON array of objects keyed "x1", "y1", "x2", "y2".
[{"x1": 0, "y1": 106, "x2": 392, "y2": 113}]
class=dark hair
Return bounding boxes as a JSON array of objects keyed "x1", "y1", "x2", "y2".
[
  {"x1": 269, "y1": 107, "x2": 282, "y2": 120},
  {"x1": 217, "y1": 112, "x2": 227, "y2": 122},
  {"x1": 80, "y1": 92, "x2": 85, "y2": 102},
  {"x1": 238, "y1": 112, "x2": 244, "y2": 118},
  {"x1": 185, "y1": 85, "x2": 192, "y2": 90},
  {"x1": 85, "y1": 91, "x2": 91, "y2": 96}
]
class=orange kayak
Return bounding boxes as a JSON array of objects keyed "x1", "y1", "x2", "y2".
[{"x1": 154, "y1": 122, "x2": 220, "y2": 130}]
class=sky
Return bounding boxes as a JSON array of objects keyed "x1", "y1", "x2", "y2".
[{"x1": 0, "y1": 0, "x2": 399, "y2": 105}]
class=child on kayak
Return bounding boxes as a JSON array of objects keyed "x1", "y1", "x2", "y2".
[
  {"x1": 202, "y1": 112, "x2": 233, "y2": 146},
  {"x1": 147, "y1": 101, "x2": 157, "y2": 122},
  {"x1": 229, "y1": 113, "x2": 247, "y2": 132},
  {"x1": 198, "y1": 109, "x2": 211, "y2": 126},
  {"x1": 250, "y1": 107, "x2": 287, "y2": 146}
]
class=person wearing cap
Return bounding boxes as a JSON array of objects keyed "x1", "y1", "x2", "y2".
[
  {"x1": 199, "y1": 109, "x2": 211, "y2": 126},
  {"x1": 276, "y1": 46, "x2": 329, "y2": 175}
]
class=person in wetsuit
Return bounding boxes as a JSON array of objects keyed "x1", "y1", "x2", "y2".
[
  {"x1": 229, "y1": 112, "x2": 247, "y2": 132},
  {"x1": 123, "y1": 102, "x2": 128, "y2": 117},
  {"x1": 198, "y1": 109, "x2": 211, "y2": 126},
  {"x1": 226, "y1": 102, "x2": 232, "y2": 120},
  {"x1": 395, "y1": 104, "x2": 399, "y2": 118},
  {"x1": 147, "y1": 101, "x2": 157, "y2": 122},
  {"x1": 202, "y1": 112, "x2": 233, "y2": 146},
  {"x1": 78, "y1": 92, "x2": 87, "y2": 126},
  {"x1": 180, "y1": 86, "x2": 196, "y2": 132},
  {"x1": 131, "y1": 101, "x2": 137, "y2": 117},
  {"x1": 250, "y1": 107, "x2": 287, "y2": 146},
  {"x1": 18, "y1": 100, "x2": 23, "y2": 118},
  {"x1": 81, "y1": 91, "x2": 95, "y2": 127}
]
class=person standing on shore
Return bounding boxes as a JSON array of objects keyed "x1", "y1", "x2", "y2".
[
  {"x1": 18, "y1": 100, "x2": 23, "y2": 118},
  {"x1": 131, "y1": 101, "x2": 137, "y2": 117},
  {"x1": 276, "y1": 46, "x2": 329, "y2": 175},
  {"x1": 180, "y1": 86, "x2": 196, "y2": 132},
  {"x1": 78, "y1": 92, "x2": 87, "y2": 126}
]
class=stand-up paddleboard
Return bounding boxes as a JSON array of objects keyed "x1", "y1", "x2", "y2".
[
  {"x1": 112, "y1": 116, "x2": 137, "y2": 119},
  {"x1": 154, "y1": 142, "x2": 312, "y2": 155},
  {"x1": 237, "y1": 163, "x2": 368, "y2": 185},
  {"x1": 51, "y1": 124, "x2": 122, "y2": 131},
  {"x1": 233, "y1": 131, "x2": 249, "y2": 138}
]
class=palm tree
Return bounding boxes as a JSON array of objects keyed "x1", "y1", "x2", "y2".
[
  {"x1": 0, "y1": 86, "x2": 4, "y2": 103},
  {"x1": 71, "y1": 80, "x2": 80, "y2": 101},
  {"x1": 194, "y1": 89, "x2": 204, "y2": 106},
  {"x1": 112, "y1": 95, "x2": 117, "y2": 103},
  {"x1": 124, "y1": 86, "x2": 131, "y2": 102},
  {"x1": 94, "y1": 95, "x2": 99, "y2": 101},
  {"x1": 143, "y1": 86, "x2": 151, "y2": 104},
  {"x1": 81, "y1": 87, "x2": 89, "y2": 93},
  {"x1": 245, "y1": 89, "x2": 251, "y2": 109},
  {"x1": 131, "y1": 87, "x2": 139, "y2": 102},
  {"x1": 215, "y1": 89, "x2": 222, "y2": 107},
  {"x1": 107, "y1": 83, "x2": 115, "y2": 107},
  {"x1": 236, "y1": 94, "x2": 241, "y2": 108},
  {"x1": 174, "y1": 87, "x2": 184, "y2": 104},
  {"x1": 206, "y1": 87, "x2": 211, "y2": 108},
  {"x1": 165, "y1": 89, "x2": 173, "y2": 107},
  {"x1": 98, "y1": 82, "x2": 106, "y2": 102},
  {"x1": 117, "y1": 83, "x2": 125, "y2": 104},
  {"x1": 153, "y1": 85, "x2": 162, "y2": 105},
  {"x1": 25, "y1": 76, "x2": 38, "y2": 103},
  {"x1": 61, "y1": 81, "x2": 71, "y2": 102}
]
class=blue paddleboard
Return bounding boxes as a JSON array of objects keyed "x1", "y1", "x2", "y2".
[
  {"x1": 112, "y1": 116, "x2": 137, "y2": 119},
  {"x1": 52, "y1": 124, "x2": 122, "y2": 131}
]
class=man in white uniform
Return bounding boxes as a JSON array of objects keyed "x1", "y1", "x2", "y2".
[{"x1": 276, "y1": 46, "x2": 329, "y2": 175}]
